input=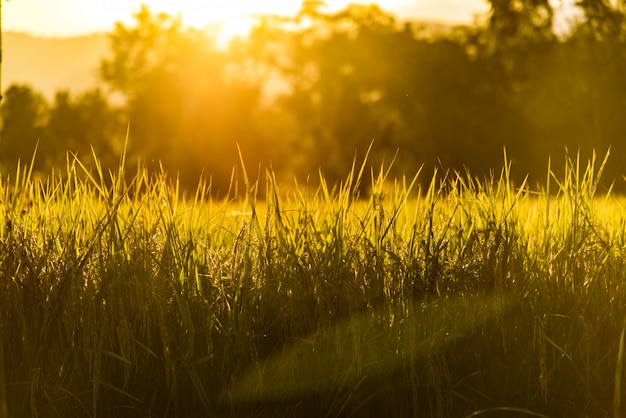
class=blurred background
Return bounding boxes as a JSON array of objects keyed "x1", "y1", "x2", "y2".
[{"x1": 1, "y1": 0, "x2": 624, "y2": 194}]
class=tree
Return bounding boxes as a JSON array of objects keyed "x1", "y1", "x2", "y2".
[
  {"x1": 100, "y1": 5, "x2": 265, "y2": 193},
  {"x1": 487, "y1": 0, "x2": 555, "y2": 48},
  {"x1": 247, "y1": 4, "x2": 419, "y2": 180},
  {"x1": 246, "y1": 3, "x2": 526, "y2": 182},
  {"x1": 0, "y1": 84, "x2": 48, "y2": 170},
  {"x1": 46, "y1": 89, "x2": 124, "y2": 168},
  {"x1": 560, "y1": 0, "x2": 626, "y2": 178},
  {"x1": 576, "y1": 0, "x2": 625, "y2": 41}
]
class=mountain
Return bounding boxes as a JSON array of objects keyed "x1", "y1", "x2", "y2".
[{"x1": 3, "y1": 31, "x2": 110, "y2": 100}]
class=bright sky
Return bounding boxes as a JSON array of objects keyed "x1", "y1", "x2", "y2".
[{"x1": 4, "y1": 0, "x2": 491, "y2": 38}]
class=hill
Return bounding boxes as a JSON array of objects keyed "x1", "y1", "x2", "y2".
[{"x1": 3, "y1": 31, "x2": 109, "y2": 100}]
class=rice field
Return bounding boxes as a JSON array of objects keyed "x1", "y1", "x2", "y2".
[{"x1": 1, "y1": 149, "x2": 626, "y2": 417}]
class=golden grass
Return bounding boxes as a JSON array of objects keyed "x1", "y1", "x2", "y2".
[{"x1": 1, "y1": 148, "x2": 625, "y2": 417}]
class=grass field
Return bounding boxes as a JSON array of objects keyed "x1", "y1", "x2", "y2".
[{"x1": 1, "y1": 149, "x2": 626, "y2": 417}]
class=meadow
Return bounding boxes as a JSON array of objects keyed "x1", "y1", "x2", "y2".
[{"x1": 1, "y1": 148, "x2": 626, "y2": 417}]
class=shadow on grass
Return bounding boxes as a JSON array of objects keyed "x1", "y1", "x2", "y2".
[{"x1": 220, "y1": 292, "x2": 545, "y2": 417}]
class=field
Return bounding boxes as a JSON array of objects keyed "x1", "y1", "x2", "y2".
[{"x1": 1, "y1": 150, "x2": 626, "y2": 417}]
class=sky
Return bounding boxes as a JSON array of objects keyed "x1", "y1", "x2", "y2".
[{"x1": 3, "y1": 0, "x2": 491, "y2": 38}]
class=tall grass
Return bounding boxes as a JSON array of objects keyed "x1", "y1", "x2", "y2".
[{"x1": 1, "y1": 148, "x2": 626, "y2": 417}]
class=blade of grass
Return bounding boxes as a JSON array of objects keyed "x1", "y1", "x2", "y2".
[
  {"x1": 614, "y1": 317, "x2": 626, "y2": 418},
  {"x1": 0, "y1": 336, "x2": 6, "y2": 418}
]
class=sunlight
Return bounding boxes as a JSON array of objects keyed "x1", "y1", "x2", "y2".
[
  {"x1": 140, "y1": 0, "x2": 300, "y2": 28},
  {"x1": 213, "y1": 16, "x2": 258, "y2": 49},
  {"x1": 3, "y1": 0, "x2": 489, "y2": 38},
  {"x1": 137, "y1": 0, "x2": 393, "y2": 46}
]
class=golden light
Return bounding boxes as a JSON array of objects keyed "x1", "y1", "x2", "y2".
[
  {"x1": 136, "y1": 0, "x2": 385, "y2": 47},
  {"x1": 143, "y1": 0, "x2": 303, "y2": 27},
  {"x1": 3, "y1": 0, "x2": 489, "y2": 39},
  {"x1": 213, "y1": 16, "x2": 258, "y2": 49}
]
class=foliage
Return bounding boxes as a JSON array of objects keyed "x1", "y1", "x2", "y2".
[
  {"x1": 239, "y1": 0, "x2": 626, "y2": 189},
  {"x1": 486, "y1": 0, "x2": 555, "y2": 48},
  {"x1": 100, "y1": 5, "x2": 268, "y2": 193},
  {"x1": 0, "y1": 85, "x2": 124, "y2": 174},
  {"x1": 3, "y1": 2, "x2": 626, "y2": 192},
  {"x1": 46, "y1": 89, "x2": 125, "y2": 168},
  {"x1": 0, "y1": 85, "x2": 47, "y2": 171},
  {"x1": 245, "y1": 4, "x2": 505, "y2": 181},
  {"x1": 4, "y1": 3, "x2": 626, "y2": 413}
]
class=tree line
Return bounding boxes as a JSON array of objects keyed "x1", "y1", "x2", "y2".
[{"x1": 1, "y1": 0, "x2": 625, "y2": 193}]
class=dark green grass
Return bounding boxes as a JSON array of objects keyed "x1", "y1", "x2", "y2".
[{"x1": 1, "y1": 149, "x2": 625, "y2": 417}]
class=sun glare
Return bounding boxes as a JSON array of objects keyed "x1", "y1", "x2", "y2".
[
  {"x1": 3, "y1": 0, "x2": 490, "y2": 39},
  {"x1": 138, "y1": 0, "x2": 378, "y2": 46},
  {"x1": 139, "y1": 0, "x2": 301, "y2": 42}
]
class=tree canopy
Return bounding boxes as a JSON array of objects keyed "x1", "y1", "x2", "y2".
[{"x1": 2, "y1": 1, "x2": 626, "y2": 192}]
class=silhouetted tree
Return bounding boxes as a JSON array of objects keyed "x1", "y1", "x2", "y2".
[
  {"x1": 473, "y1": 0, "x2": 626, "y2": 186},
  {"x1": 100, "y1": 5, "x2": 265, "y2": 193},
  {"x1": 93, "y1": 0, "x2": 626, "y2": 191},
  {"x1": 559, "y1": 0, "x2": 626, "y2": 179},
  {"x1": 487, "y1": 0, "x2": 554, "y2": 48},
  {"x1": 0, "y1": 84, "x2": 48, "y2": 171},
  {"x1": 246, "y1": 3, "x2": 530, "y2": 182},
  {"x1": 46, "y1": 89, "x2": 124, "y2": 168},
  {"x1": 576, "y1": 0, "x2": 625, "y2": 41},
  {"x1": 247, "y1": 4, "x2": 417, "y2": 180}
]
